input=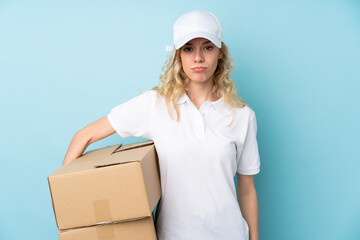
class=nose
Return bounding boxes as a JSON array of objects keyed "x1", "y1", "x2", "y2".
[{"x1": 194, "y1": 48, "x2": 204, "y2": 62}]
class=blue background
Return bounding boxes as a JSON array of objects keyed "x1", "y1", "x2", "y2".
[{"x1": 1, "y1": 0, "x2": 359, "y2": 239}]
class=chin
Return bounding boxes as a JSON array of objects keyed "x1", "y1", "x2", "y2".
[{"x1": 188, "y1": 76, "x2": 208, "y2": 82}]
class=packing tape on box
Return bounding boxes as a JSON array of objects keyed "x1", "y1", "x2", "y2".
[
  {"x1": 97, "y1": 224, "x2": 115, "y2": 240},
  {"x1": 93, "y1": 199, "x2": 113, "y2": 224},
  {"x1": 93, "y1": 199, "x2": 115, "y2": 240}
]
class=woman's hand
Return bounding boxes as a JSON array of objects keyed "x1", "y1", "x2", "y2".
[{"x1": 62, "y1": 116, "x2": 116, "y2": 165}]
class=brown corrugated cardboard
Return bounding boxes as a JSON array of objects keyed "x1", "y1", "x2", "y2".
[
  {"x1": 48, "y1": 140, "x2": 161, "y2": 230},
  {"x1": 58, "y1": 216, "x2": 157, "y2": 240}
]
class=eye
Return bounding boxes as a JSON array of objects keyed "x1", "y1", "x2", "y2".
[
  {"x1": 183, "y1": 47, "x2": 192, "y2": 52},
  {"x1": 204, "y1": 45, "x2": 213, "y2": 51}
]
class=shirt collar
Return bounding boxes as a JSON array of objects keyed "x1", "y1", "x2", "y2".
[
  {"x1": 210, "y1": 97, "x2": 232, "y2": 115},
  {"x1": 176, "y1": 93, "x2": 189, "y2": 104},
  {"x1": 178, "y1": 93, "x2": 221, "y2": 106},
  {"x1": 177, "y1": 93, "x2": 231, "y2": 113}
]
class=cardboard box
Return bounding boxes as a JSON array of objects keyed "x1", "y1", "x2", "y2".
[
  {"x1": 48, "y1": 140, "x2": 161, "y2": 230},
  {"x1": 58, "y1": 215, "x2": 157, "y2": 240}
]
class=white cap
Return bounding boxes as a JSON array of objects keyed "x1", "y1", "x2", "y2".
[{"x1": 173, "y1": 10, "x2": 223, "y2": 50}]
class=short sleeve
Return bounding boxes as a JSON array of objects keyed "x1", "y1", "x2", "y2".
[
  {"x1": 236, "y1": 110, "x2": 261, "y2": 175},
  {"x1": 107, "y1": 90, "x2": 156, "y2": 139}
]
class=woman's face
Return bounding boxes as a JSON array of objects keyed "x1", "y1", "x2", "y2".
[{"x1": 180, "y1": 38, "x2": 222, "y2": 85}]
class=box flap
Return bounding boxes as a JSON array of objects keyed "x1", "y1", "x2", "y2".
[
  {"x1": 112, "y1": 140, "x2": 154, "y2": 153},
  {"x1": 94, "y1": 140, "x2": 154, "y2": 168}
]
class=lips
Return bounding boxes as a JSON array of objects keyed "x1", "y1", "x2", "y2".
[{"x1": 192, "y1": 67, "x2": 207, "y2": 72}]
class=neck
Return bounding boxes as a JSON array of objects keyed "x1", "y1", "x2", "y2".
[{"x1": 187, "y1": 79, "x2": 219, "y2": 109}]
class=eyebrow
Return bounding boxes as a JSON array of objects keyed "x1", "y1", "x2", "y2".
[{"x1": 184, "y1": 40, "x2": 211, "y2": 46}]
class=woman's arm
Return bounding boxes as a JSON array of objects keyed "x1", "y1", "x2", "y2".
[
  {"x1": 62, "y1": 116, "x2": 116, "y2": 165},
  {"x1": 237, "y1": 173, "x2": 259, "y2": 240}
]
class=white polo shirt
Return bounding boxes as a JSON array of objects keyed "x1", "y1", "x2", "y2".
[{"x1": 107, "y1": 90, "x2": 260, "y2": 240}]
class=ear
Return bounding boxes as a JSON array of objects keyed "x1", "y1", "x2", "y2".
[{"x1": 218, "y1": 50, "x2": 223, "y2": 59}]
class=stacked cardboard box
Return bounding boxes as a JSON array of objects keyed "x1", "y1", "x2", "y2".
[{"x1": 48, "y1": 140, "x2": 161, "y2": 240}]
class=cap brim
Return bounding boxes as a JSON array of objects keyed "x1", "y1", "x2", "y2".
[{"x1": 174, "y1": 32, "x2": 222, "y2": 49}]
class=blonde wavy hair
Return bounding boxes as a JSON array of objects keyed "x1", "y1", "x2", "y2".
[{"x1": 153, "y1": 42, "x2": 246, "y2": 121}]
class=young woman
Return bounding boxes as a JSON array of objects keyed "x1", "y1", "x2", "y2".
[{"x1": 63, "y1": 10, "x2": 260, "y2": 240}]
